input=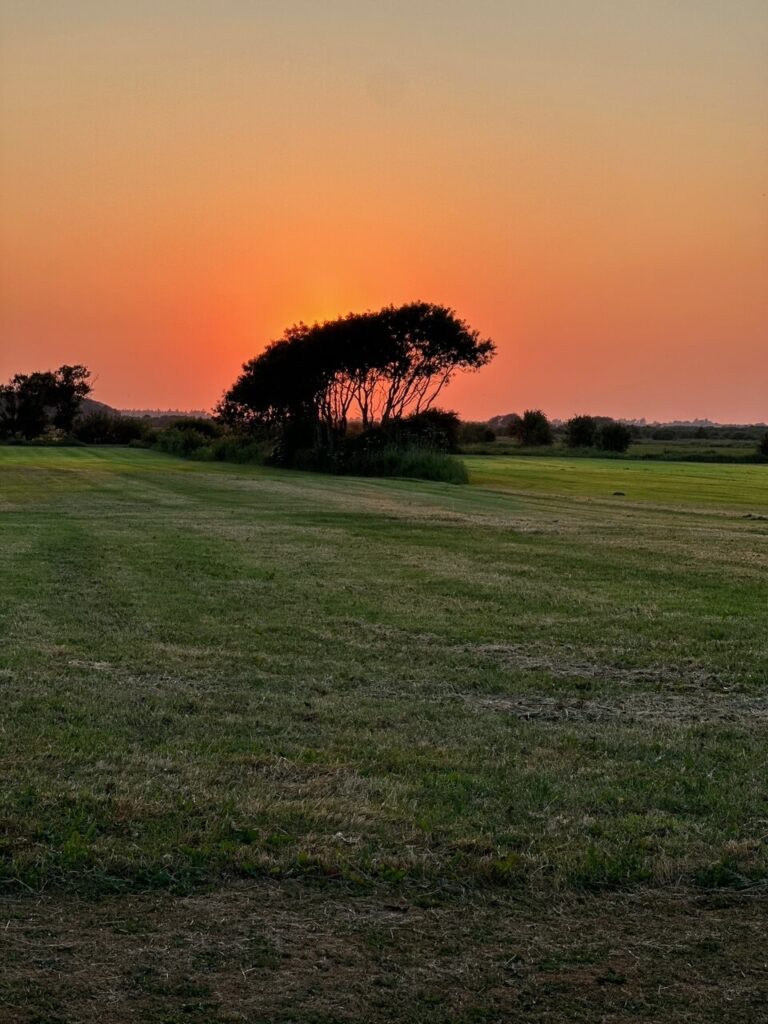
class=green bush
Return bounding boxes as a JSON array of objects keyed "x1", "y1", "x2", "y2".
[
  {"x1": 518, "y1": 409, "x2": 553, "y2": 446},
  {"x1": 459, "y1": 421, "x2": 496, "y2": 444},
  {"x1": 341, "y1": 444, "x2": 468, "y2": 483},
  {"x1": 598, "y1": 421, "x2": 633, "y2": 453},
  {"x1": 566, "y1": 415, "x2": 598, "y2": 448},
  {"x1": 167, "y1": 416, "x2": 221, "y2": 438},
  {"x1": 153, "y1": 426, "x2": 211, "y2": 457},
  {"x1": 327, "y1": 410, "x2": 461, "y2": 457},
  {"x1": 72, "y1": 411, "x2": 148, "y2": 444},
  {"x1": 277, "y1": 435, "x2": 468, "y2": 483},
  {"x1": 150, "y1": 416, "x2": 467, "y2": 484},
  {"x1": 398, "y1": 409, "x2": 461, "y2": 451},
  {"x1": 200, "y1": 437, "x2": 269, "y2": 464}
]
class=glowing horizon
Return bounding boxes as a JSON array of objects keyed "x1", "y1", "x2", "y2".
[{"x1": 1, "y1": 1, "x2": 766, "y2": 423}]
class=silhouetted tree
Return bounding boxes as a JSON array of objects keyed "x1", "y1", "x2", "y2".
[
  {"x1": 50, "y1": 365, "x2": 92, "y2": 432},
  {"x1": 566, "y1": 414, "x2": 598, "y2": 448},
  {"x1": 519, "y1": 409, "x2": 553, "y2": 446},
  {"x1": 758, "y1": 432, "x2": 768, "y2": 459},
  {"x1": 0, "y1": 373, "x2": 54, "y2": 438},
  {"x1": 504, "y1": 413, "x2": 523, "y2": 439},
  {"x1": 218, "y1": 303, "x2": 495, "y2": 449},
  {"x1": 216, "y1": 326, "x2": 331, "y2": 453},
  {"x1": 459, "y1": 420, "x2": 496, "y2": 444},
  {"x1": 0, "y1": 365, "x2": 91, "y2": 439},
  {"x1": 597, "y1": 421, "x2": 632, "y2": 452}
]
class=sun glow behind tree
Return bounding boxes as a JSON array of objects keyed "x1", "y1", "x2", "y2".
[{"x1": 218, "y1": 303, "x2": 494, "y2": 439}]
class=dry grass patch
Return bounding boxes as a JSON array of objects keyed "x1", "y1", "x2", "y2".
[{"x1": 2, "y1": 884, "x2": 768, "y2": 1023}]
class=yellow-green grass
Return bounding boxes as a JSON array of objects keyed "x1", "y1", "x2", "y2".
[
  {"x1": 468, "y1": 453, "x2": 768, "y2": 509},
  {"x1": 461, "y1": 437, "x2": 759, "y2": 461},
  {"x1": 628, "y1": 438, "x2": 756, "y2": 459}
]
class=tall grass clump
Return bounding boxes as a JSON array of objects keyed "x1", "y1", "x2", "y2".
[{"x1": 341, "y1": 443, "x2": 468, "y2": 483}]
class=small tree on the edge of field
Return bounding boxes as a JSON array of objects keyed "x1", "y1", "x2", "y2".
[
  {"x1": 504, "y1": 413, "x2": 523, "y2": 439},
  {"x1": 597, "y1": 421, "x2": 632, "y2": 453},
  {"x1": 519, "y1": 409, "x2": 553, "y2": 446},
  {"x1": 758, "y1": 433, "x2": 768, "y2": 459},
  {"x1": 50, "y1": 365, "x2": 92, "y2": 433},
  {"x1": 0, "y1": 365, "x2": 92, "y2": 439},
  {"x1": 565, "y1": 414, "x2": 598, "y2": 448}
]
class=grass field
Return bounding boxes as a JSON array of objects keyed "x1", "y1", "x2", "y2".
[
  {"x1": 2, "y1": 447, "x2": 768, "y2": 1022},
  {"x1": 461, "y1": 436, "x2": 760, "y2": 461},
  {"x1": 468, "y1": 453, "x2": 768, "y2": 508}
]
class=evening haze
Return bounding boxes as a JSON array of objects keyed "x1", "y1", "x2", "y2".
[{"x1": 1, "y1": 0, "x2": 766, "y2": 421}]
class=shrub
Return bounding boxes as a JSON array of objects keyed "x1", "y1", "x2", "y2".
[
  {"x1": 165, "y1": 416, "x2": 220, "y2": 438},
  {"x1": 342, "y1": 444, "x2": 468, "y2": 483},
  {"x1": 519, "y1": 409, "x2": 553, "y2": 446},
  {"x1": 335, "y1": 409, "x2": 460, "y2": 455},
  {"x1": 504, "y1": 413, "x2": 523, "y2": 438},
  {"x1": 566, "y1": 414, "x2": 598, "y2": 448},
  {"x1": 150, "y1": 413, "x2": 467, "y2": 484},
  {"x1": 72, "y1": 411, "x2": 148, "y2": 444},
  {"x1": 598, "y1": 421, "x2": 633, "y2": 453},
  {"x1": 266, "y1": 418, "x2": 320, "y2": 468},
  {"x1": 153, "y1": 425, "x2": 211, "y2": 457},
  {"x1": 271, "y1": 424, "x2": 469, "y2": 483},
  {"x1": 399, "y1": 409, "x2": 461, "y2": 451},
  {"x1": 203, "y1": 437, "x2": 270, "y2": 464},
  {"x1": 459, "y1": 421, "x2": 496, "y2": 444},
  {"x1": 758, "y1": 433, "x2": 768, "y2": 459}
]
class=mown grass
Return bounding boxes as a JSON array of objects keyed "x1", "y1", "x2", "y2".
[
  {"x1": 2, "y1": 447, "x2": 768, "y2": 896},
  {"x1": 467, "y1": 452, "x2": 768, "y2": 508},
  {"x1": 4, "y1": 884, "x2": 768, "y2": 1024},
  {"x1": 461, "y1": 436, "x2": 761, "y2": 462}
]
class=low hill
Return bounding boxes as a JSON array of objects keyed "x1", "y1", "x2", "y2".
[
  {"x1": 79, "y1": 397, "x2": 119, "y2": 416},
  {"x1": 78, "y1": 399, "x2": 211, "y2": 425}
]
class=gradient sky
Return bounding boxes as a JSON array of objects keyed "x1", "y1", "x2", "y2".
[{"x1": 1, "y1": 0, "x2": 766, "y2": 421}]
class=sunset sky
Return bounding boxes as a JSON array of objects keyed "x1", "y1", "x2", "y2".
[{"x1": 1, "y1": 0, "x2": 766, "y2": 421}]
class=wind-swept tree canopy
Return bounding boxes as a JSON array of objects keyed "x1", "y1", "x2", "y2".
[{"x1": 217, "y1": 303, "x2": 495, "y2": 437}]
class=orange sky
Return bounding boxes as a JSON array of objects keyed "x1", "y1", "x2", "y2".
[{"x1": 1, "y1": 1, "x2": 767, "y2": 421}]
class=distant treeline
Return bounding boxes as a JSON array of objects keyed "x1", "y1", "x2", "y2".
[
  {"x1": 485, "y1": 410, "x2": 633, "y2": 452},
  {"x1": 119, "y1": 408, "x2": 210, "y2": 419},
  {"x1": 632, "y1": 423, "x2": 767, "y2": 442},
  {"x1": 489, "y1": 412, "x2": 767, "y2": 443},
  {"x1": 482, "y1": 410, "x2": 768, "y2": 460},
  {"x1": 3, "y1": 347, "x2": 768, "y2": 470}
]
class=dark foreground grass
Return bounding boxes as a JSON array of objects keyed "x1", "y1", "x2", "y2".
[
  {"x1": 2, "y1": 447, "x2": 768, "y2": 1020},
  {"x1": 4, "y1": 884, "x2": 768, "y2": 1024}
]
